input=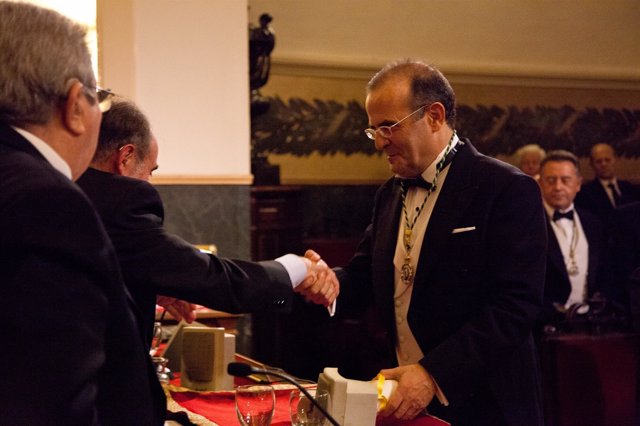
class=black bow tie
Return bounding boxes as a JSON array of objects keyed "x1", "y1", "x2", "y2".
[
  {"x1": 396, "y1": 142, "x2": 460, "y2": 191},
  {"x1": 552, "y1": 210, "x2": 574, "y2": 221},
  {"x1": 397, "y1": 176, "x2": 432, "y2": 190}
]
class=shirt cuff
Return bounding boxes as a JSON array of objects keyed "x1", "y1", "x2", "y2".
[
  {"x1": 327, "y1": 299, "x2": 336, "y2": 317},
  {"x1": 275, "y1": 254, "x2": 307, "y2": 288},
  {"x1": 431, "y1": 374, "x2": 449, "y2": 406}
]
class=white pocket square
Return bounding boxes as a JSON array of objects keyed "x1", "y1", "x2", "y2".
[{"x1": 452, "y1": 226, "x2": 476, "y2": 234}]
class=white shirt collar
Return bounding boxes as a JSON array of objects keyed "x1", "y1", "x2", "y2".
[
  {"x1": 419, "y1": 133, "x2": 460, "y2": 182},
  {"x1": 598, "y1": 177, "x2": 617, "y2": 186},
  {"x1": 12, "y1": 126, "x2": 72, "y2": 180}
]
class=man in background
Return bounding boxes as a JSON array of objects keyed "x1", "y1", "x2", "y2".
[
  {"x1": 77, "y1": 98, "x2": 338, "y2": 345},
  {"x1": 575, "y1": 143, "x2": 639, "y2": 222},
  {"x1": 537, "y1": 150, "x2": 609, "y2": 328},
  {"x1": 323, "y1": 59, "x2": 546, "y2": 425},
  {"x1": 0, "y1": 2, "x2": 164, "y2": 423}
]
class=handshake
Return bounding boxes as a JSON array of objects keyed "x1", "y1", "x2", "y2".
[
  {"x1": 295, "y1": 249, "x2": 340, "y2": 309},
  {"x1": 157, "y1": 249, "x2": 340, "y2": 323}
]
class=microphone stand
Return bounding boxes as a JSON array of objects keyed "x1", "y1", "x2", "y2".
[{"x1": 228, "y1": 363, "x2": 340, "y2": 426}]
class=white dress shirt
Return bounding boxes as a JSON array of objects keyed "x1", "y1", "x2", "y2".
[
  {"x1": 544, "y1": 202, "x2": 589, "y2": 307},
  {"x1": 393, "y1": 135, "x2": 459, "y2": 366}
]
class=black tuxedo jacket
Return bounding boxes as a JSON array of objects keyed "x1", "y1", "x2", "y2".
[
  {"x1": 541, "y1": 207, "x2": 609, "y2": 325},
  {"x1": 336, "y1": 140, "x2": 547, "y2": 426},
  {"x1": 575, "y1": 178, "x2": 640, "y2": 223},
  {"x1": 0, "y1": 124, "x2": 164, "y2": 425},
  {"x1": 77, "y1": 168, "x2": 293, "y2": 343},
  {"x1": 610, "y1": 201, "x2": 640, "y2": 314}
]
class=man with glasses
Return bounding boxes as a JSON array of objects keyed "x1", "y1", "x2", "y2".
[
  {"x1": 0, "y1": 2, "x2": 165, "y2": 424},
  {"x1": 321, "y1": 59, "x2": 547, "y2": 425},
  {"x1": 77, "y1": 98, "x2": 338, "y2": 347}
]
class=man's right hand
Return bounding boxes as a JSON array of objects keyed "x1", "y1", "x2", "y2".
[{"x1": 294, "y1": 249, "x2": 340, "y2": 307}]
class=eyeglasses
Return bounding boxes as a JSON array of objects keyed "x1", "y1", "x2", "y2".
[
  {"x1": 67, "y1": 79, "x2": 116, "y2": 113},
  {"x1": 364, "y1": 105, "x2": 427, "y2": 140},
  {"x1": 79, "y1": 83, "x2": 115, "y2": 113},
  {"x1": 93, "y1": 87, "x2": 115, "y2": 113}
]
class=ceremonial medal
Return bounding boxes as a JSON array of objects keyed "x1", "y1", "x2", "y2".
[
  {"x1": 567, "y1": 220, "x2": 580, "y2": 277},
  {"x1": 398, "y1": 132, "x2": 457, "y2": 289},
  {"x1": 401, "y1": 257, "x2": 414, "y2": 286}
]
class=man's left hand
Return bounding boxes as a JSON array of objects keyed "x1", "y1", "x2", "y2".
[
  {"x1": 378, "y1": 364, "x2": 436, "y2": 421},
  {"x1": 156, "y1": 295, "x2": 196, "y2": 323}
]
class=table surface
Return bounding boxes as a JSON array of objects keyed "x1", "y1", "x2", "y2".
[{"x1": 165, "y1": 366, "x2": 450, "y2": 426}]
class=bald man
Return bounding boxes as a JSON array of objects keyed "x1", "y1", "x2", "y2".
[{"x1": 575, "y1": 143, "x2": 640, "y2": 222}]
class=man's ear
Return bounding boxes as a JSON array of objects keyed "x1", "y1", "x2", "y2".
[
  {"x1": 424, "y1": 102, "x2": 446, "y2": 132},
  {"x1": 115, "y1": 144, "x2": 136, "y2": 175},
  {"x1": 62, "y1": 81, "x2": 89, "y2": 136}
]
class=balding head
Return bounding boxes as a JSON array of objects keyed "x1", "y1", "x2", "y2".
[
  {"x1": 91, "y1": 99, "x2": 158, "y2": 181},
  {"x1": 589, "y1": 143, "x2": 617, "y2": 180}
]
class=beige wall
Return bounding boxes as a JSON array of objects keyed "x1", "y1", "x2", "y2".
[
  {"x1": 96, "y1": 1, "x2": 640, "y2": 183},
  {"x1": 249, "y1": 0, "x2": 640, "y2": 85},
  {"x1": 248, "y1": 0, "x2": 640, "y2": 184},
  {"x1": 99, "y1": 0, "x2": 252, "y2": 183}
]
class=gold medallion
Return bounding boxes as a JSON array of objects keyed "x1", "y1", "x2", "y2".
[{"x1": 401, "y1": 257, "x2": 414, "y2": 286}]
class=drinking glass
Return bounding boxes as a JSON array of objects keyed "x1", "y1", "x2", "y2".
[
  {"x1": 289, "y1": 389, "x2": 331, "y2": 426},
  {"x1": 152, "y1": 356, "x2": 170, "y2": 384},
  {"x1": 235, "y1": 384, "x2": 275, "y2": 426},
  {"x1": 150, "y1": 321, "x2": 163, "y2": 356}
]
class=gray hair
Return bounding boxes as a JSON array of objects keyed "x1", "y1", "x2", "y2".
[
  {"x1": 541, "y1": 149, "x2": 581, "y2": 175},
  {"x1": 93, "y1": 98, "x2": 152, "y2": 164},
  {"x1": 367, "y1": 58, "x2": 457, "y2": 128},
  {"x1": 514, "y1": 144, "x2": 546, "y2": 163},
  {"x1": 0, "y1": 1, "x2": 95, "y2": 126}
]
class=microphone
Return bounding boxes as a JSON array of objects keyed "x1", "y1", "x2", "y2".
[{"x1": 227, "y1": 362, "x2": 340, "y2": 426}]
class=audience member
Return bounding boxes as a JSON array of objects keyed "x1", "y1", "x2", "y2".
[
  {"x1": 537, "y1": 150, "x2": 610, "y2": 328},
  {"x1": 0, "y1": 2, "x2": 164, "y2": 423},
  {"x1": 514, "y1": 143, "x2": 546, "y2": 179},
  {"x1": 318, "y1": 59, "x2": 547, "y2": 425},
  {"x1": 575, "y1": 143, "x2": 640, "y2": 222},
  {"x1": 77, "y1": 98, "x2": 337, "y2": 345}
]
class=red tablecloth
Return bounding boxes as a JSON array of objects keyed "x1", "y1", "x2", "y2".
[{"x1": 169, "y1": 384, "x2": 450, "y2": 426}]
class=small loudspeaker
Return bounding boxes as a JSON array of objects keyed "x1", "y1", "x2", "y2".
[{"x1": 180, "y1": 326, "x2": 235, "y2": 391}]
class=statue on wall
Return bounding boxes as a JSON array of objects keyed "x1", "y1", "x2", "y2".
[
  {"x1": 249, "y1": 13, "x2": 279, "y2": 185},
  {"x1": 249, "y1": 13, "x2": 275, "y2": 117}
]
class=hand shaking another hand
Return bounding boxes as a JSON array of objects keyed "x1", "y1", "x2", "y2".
[{"x1": 294, "y1": 249, "x2": 340, "y2": 309}]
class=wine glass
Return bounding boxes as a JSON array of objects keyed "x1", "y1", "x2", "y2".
[
  {"x1": 152, "y1": 356, "x2": 170, "y2": 384},
  {"x1": 150, "y1": 321, "x2": 162, "y2": 356},
  {"x1": 289, "y1": 389, "x2": 331, "y2": 426},
  {"x1": 235, "y1": 384, "x2": 275, "y2": 426}
]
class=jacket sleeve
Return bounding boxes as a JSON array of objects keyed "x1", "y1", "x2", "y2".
[{"x1": 108, "y1": 180, "x2": 293, "y2": 314}]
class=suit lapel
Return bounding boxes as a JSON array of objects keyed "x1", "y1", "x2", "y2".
[
  {"x1": 373, "y1": 181, "x2": 403, "y2": 305},
  {"x1": 546, "y1": 219, "x2": 570, "y2": 284},
  {"x1": 415, "y1": 140, "x2": 478, "y2": 284},
  {"x1": 578, "y1": 208, "x2": 599, "y2": 296}
]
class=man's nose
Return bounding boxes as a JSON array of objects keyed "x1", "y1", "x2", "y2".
[{"x1": 374, "y1": 134, "x2": 390, "y2": 151}]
